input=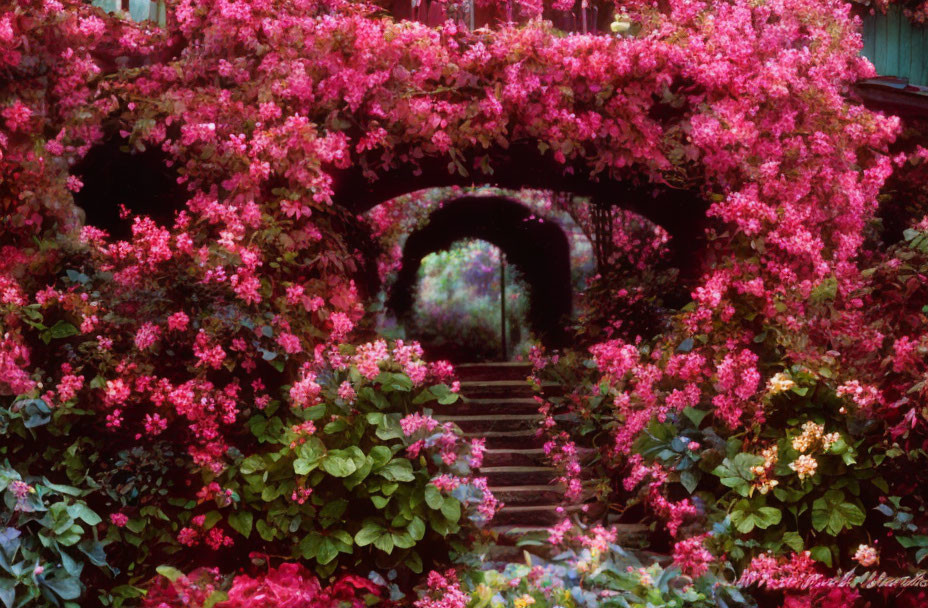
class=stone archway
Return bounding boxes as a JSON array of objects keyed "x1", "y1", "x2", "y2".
[{"x1": 388, "y1": 195, "x2": 574, "y2": 349}]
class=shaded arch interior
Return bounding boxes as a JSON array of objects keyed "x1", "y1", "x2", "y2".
[{"x1": 388, "y1": 196, "x2": 573, "y2": 349}]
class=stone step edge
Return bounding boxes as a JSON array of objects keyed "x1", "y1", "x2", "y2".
[
  {"x1": 459, "y1": 380, "x2": 554, "y2": 388},
  {"x1": 457, "y1": 362, "x2": 533, "y2": 368},
  {"x1": 436, "y1": 414, "x2": 543, "y2": 422}
]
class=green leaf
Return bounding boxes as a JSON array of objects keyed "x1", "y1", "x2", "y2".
[
  {"x1": 680, "y1": 470, "x2": 699, "y2": 494},
  {"x1": 304, "y1": 404, "x2": 327, "y2": 420},
  {"x1": 48, "y1": 320, "x2": 79, "y2": 339},
  {"x1": 228, "y1": 511, "x2": 253, "y2": 538},
  {"x1": 378, "y1": 458, "x2": 415, "y2": 482},
  {"x1": 323, "y1": 419, "x2": 348, "y2": 435},
  {"x1": 781, "y1": 531, "x2": 804, "y2": 552},
  {"x1": 730, "y1": 497, "x2": 781, "y2": 533},
  {"x1": 809, "y1": 545, "x2": 833, "y2": 567},
  {"x1": 407, "y1": 516, "x2": 426, "y2": 541},
  {"x1": 156, "y1": 566, "x2": 185, "y2": 582},
  {"x1": 293, "y1": 459, "x2": 314, "y2": 475},
  {"x1": 316, "y1": 538, "x2": 338, "y2": 565},
  {"x1": 713, "y1": 453, "x2": 763, "y2": 497},
  {"x1": 41, "y1": 574, "x2": 81, "y2": 600},
  {"x1": 240, "y1": 455, "x2": 265, "y2": 475},
  {"x1": 68, "y1": 503, "x2": 101, "y2": 526},
  {"x1": 373, "y1": 533, "x2": 394, "y2": 554},
  {"x1": 256, "y1": 520, "x2": 276, "y2": 542},
  {"x1": 319, "y1": 499, "x2": 348, "y2": 521},
  {"x1": 812, "y1": 490, "x2": 865, "y2": 536},
  {"x1": 371, "y1": 495, "x2": 390, "y2": 509},
  {"x1": 0, "y1": 581, "x2": 13, "y2": 608},
  {"x1": 430, "y1": 384, "x2": 460, "y2": 405},
  {"x1": 298, "y1": 533, "x2": 321, "y2": 559},
  {"x1": 369, "y1": 446, "x2": 393, "y2": 468},
  {"x1": 440, "y1": 498, "x2": 461, "y2": 523},
  {"x1": 392, "y1": 531, "x2": 415, "y2": 549},
  {"x1": 354, "y1": 522, "x2": 384, "y2": 547},
  {"x1": 322, "y1": 451, "x2": 358, "y2": 478},
  {"x1": 682, "y1": 406, "x2": 708, "y2": 427},
  {"x1": 424, "y1": 484, "x2": 444, "y2": 510}
]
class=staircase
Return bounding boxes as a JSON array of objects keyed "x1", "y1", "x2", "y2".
[
  {"x1": 433, "y1": 362, "x2": 590, "y2": 530},
  {"x1": 434, "y1": 361, "x2": 650, "y2": 552}
]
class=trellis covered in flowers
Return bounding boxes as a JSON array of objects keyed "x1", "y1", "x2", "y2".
[{"x1": 2, "y1": 0, "x2": 926, "y2": 606}]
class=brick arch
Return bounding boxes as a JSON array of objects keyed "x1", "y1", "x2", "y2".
[{"x1": 388, "y1": 195, "x2": 575, "y2": 349}]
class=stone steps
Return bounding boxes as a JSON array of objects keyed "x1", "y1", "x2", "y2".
[
  {"x1": 462, "y1": 428, "x2": 545, "y2": 449},
  {"x1": 435, "y1": 413, "x2": 543, "y2": 433},
  {"x1": 450, "y1": 362, "x2": 600, "y2": 535},
  {"x1": 456, "y1": 362, "x2": 533, "y2": 382},
  {"x1": 458, "y1": 380, "x2": 545, "y2": 399},
  {"x1": 432, "y1": 397, "x2": 541, "y2": 416},
  {"x1": 482, "y1": 448, "x2": 548, "y2": 467}
]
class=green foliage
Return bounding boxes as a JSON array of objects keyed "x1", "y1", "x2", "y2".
[
  {"x1": 209, "y1": 355, "x2": 488, "y2": 578},
  {"x1": 451, "y1": 532, "x2": 751, "y2": 608},
  {"x1": 0, "y1": 463, "x2": 109, "y2": 608}
]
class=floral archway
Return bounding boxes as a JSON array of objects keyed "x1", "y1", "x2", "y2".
[{"x1": 3, "y1": 0, "x2": 923, "y2": 605}]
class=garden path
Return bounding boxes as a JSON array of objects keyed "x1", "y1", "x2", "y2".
[{"x1": 433, "y1": 362, "x2": 651, "y2": 555}]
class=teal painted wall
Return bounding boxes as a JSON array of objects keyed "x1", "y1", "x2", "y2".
[
  {"x1": 91, "y1": 0, "x2": 166, "y2": 25},
  {"x1": 862, "y1": 5, "x2": 928, "y2": 87}
]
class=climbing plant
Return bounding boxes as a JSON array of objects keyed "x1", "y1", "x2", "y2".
[{"x1": 1, "y1": 0, "x2": 924, "y2": 606}]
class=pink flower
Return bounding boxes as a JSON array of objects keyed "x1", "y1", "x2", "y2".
[
  {"x1": 673, "y1": 535, "x2": 714, "y2": 577},
  {"x1": 853, "y1": 544, "x2": 878, "y2": 567},
  {"x1": 277, "y1": 331, "x2": 302, "y2": 354},
  {"x1": 65, "y1": 175, "x2": 83, "y2": 192},
  {"x1": 167, "y1": 312, "x2": 189, "y2": 332},
  {"x1": 337, "y1": 381, "x2": 356, "y2": 403},
  {"x1": 177, "y1": 527, "x2": 199, "y2": 547},
  {"x1": 193, "y1": 331, "x2": 226, "y2": 369},
  {"x1": 105, "y1": 379, "x2": 131, "y2": 405},
  {"x1": 400, "y1": 412, "x2": 439, "y2": 437},
  {"x1": 290, "y1": 372, "x2": 321, "y2": 408},
  {"x1": 134, "y1": 322, "x2": 161, "y2": 350},
  {"x1": 56, "y1": 373, "x2": 84, "y2": 403},
  {"x1": 109, "y1": 512, "x2": 129, "y2": 527},
  {"x1": 2, "y1": 101, "x2": 32, "y2": 131},
  {"x1": 329, "y1": 312, "x2": 353, "y2": 339}
]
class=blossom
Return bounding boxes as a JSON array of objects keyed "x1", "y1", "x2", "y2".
[
  {"x1": 56, "y1": 373, "x2": 84, "y2": 403},
  {"x1": 415, "y1": 570, "x2": 470, "y2": 608},
  {"x1": 514, "y1": 595, "x2": 535, "y2": 608},
  {"x1": 353, "y1": 340, "x2": 388, "y2": 380},
  {"x1": 109, "y1": 512, "x2": 129, "y2": 527},
  {"x1": 329, "y1": 312, "x2": 353, "y2": 339},
  {"x1": 167, "y1": 312, "x2": 189, "y2": 332},
  {"x1": 400, "y1": 412, "x2": 439, "y2": 436},
  {"x1": 337, "y1": 381, "x2": 356, "y2": 403},
  {"x1": 789, "y1": 454, "x2": 818, "y2": 480},
  {"x1": 277, "y1": 331, "x2": 302, "y2": 354},
  {"x1": 177, "y1": 527, "x2": 199, "y2": 547},
  {"x1": 290, "y1": 372, "x2": 322, "y2": 408},
  {"x1": 853, "y1": 544, "x2": 878, "y2": 567},
  {"x1": 767, "y1": 372, "x2": 795, "y2": 394},
  {"x1": 193, "y1": 331, "x2": 226, "y2": 369},
  {"x1": 672, "y1": 535, "x2": 713, "y2": 577},
  {"x1": 134, "y1": 322, "x2": 161, "y2": 350},
  {"x1": 105, "y1": 378, "x2": 131, "y2": 404},
  {"x1": 9, "y1": 480, "x2": 34, "y2": 509}
]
